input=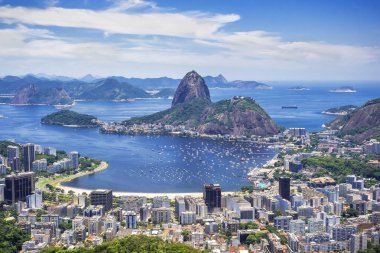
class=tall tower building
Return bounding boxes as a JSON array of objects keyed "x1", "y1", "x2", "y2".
[
  {"x1": 12, "y1": 157, "x2": 21, "y2": 172},
  {"x1": 69, "y1": 151, "x2": 79, "y2": 169},
  {"x1": 203, "y1": 184, "x2": 221, "y2": 212},
  {"x1": 125, "y1": 211, "x2": 137, "y2": 229},
  {"x1": 4, "y1": 172, "x2": 35, "y2": 203},
  {"x1": 23, "y1": 144, "x2": 35, "y2": 172},
  {"x1": 90, "y1": 189, "x2": 113, "y2": 211},
  {"x1": 279, "y1": 177, "x2": 291, "y2": 201},
  {"x1": 7, "y1": 145, "x2": 19, "y2": 168}
]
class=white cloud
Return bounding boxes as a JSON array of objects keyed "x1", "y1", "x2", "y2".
[
  {"x1": 0, "y1": 5, "x2": 239, "y2": 39},
  {"x1": 108, "y1": 0, "x2": 158, "y2": 11},
  {"x1": 207, "y1": 31, "x2": 379, "y2": 64},
  {"x1": 0, "y1": 1, "x2": 378, "y2": 80}
]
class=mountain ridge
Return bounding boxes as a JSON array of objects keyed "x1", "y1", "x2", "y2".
[
  {"x1": 327, "y1": 98, "x2": 380, "y2": 142},
  {"x1": 0, "y1": 73, "x2": 272, "y2": 105}
]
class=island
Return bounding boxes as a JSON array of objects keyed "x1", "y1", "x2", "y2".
[
  {"x1": 329, "y1": 86, "x2": 357, "y2": 93},
  {"x1": 322, "y1": 105, "x2": 358, "y2": 115},
  {"x1": 41, "y1": 110, "x2": 99, "y2": 128},
  {"x1": 288, "y1": 86, "x2": 310, "y2": 91}
]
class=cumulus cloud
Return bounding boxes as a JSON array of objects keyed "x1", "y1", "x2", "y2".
[{"x1": 0, "y1": 0, "x2": 378, "y2": 80}]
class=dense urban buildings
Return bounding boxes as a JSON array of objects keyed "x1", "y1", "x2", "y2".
[{"x1": 1, "y1": 126, "x2": 380, "y2": 253}]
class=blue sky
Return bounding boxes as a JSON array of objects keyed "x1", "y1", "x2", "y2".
[{"x1": 0, "y1": 0, "x2": 379, "y2": 81}]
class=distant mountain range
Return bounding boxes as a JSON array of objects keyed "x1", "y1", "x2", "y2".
[{"x1": 0, "y1": 73, "x2": 272, "y2": 105}]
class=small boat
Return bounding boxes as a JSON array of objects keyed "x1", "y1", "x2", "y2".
[{"x1": 282, "y1": 106, "x2": 298, "y2": 109}]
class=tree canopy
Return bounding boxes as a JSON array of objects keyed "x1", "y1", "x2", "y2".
[{"x1": 41, "y1": 235, "x2": 203, "y2": 253}]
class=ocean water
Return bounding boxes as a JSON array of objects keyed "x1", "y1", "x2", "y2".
[{"x1": 0, "y1": 82, "x2": 379, "y2": 192}]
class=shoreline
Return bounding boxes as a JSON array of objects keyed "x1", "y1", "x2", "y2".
[
  {"x1": 100, "y1": 128, "x2": 279, "y2": 145},
  {"x1": 58, "y1": 184, "x2": 239, "y2": 199},
  {"x1": 37, "y1": 161, "x2": 109, "y2": 189},
  {"x1": 321, "y1": 111, "x2": 348, "y2": 116}
]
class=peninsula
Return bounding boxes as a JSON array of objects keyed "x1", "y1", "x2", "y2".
[
  {"x1": 322, "y1": 105, "x2": 358, "y2": 115},
  {"x1": 100, "y1": 71, "x2": 280, "y2": 138}
]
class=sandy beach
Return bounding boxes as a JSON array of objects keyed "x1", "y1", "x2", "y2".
[
  {"x1": 58, "y1": 184, "x2": 239, "y2": 199},
  {"x1": 37, "y1": 161, "x2": 109, "y2": 189}
]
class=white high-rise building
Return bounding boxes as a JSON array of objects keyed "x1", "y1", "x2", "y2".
[
  {"x1": 26, "y1": 189, "x2": 43, "y2": 209},
  {"x1": 308, "y1": 218, "x2": 324, "y2": 233},
  {"x1": 0, "y1": 184, "x2": 5, "y2": 202},
  {"x1": 324, "y1": 185, "x2": 339, "y2": 203},
  {"x1": 153, "y1": 196, "x2": 170, "y2": 208},
  {"x1": 289, "y1": 219, "x2": 305, "y2": 236},
  {"x1": 175, "y1": 196, "x2": 185, "y2": 217},
  {"x1": 69, "y1": 151, "x2": 79, "y2": 169},
  {"x1": 180, "y1": 211, "x2": 196, "y2": 225},
  {"x1": 34, "y1": 145, "x2": 43, "y2": 154},
  {"x1": 88, "y1": 216, "x2": 101, "y2": 235},
  {"x1": 152, "y1": 207, "x2": 171, "y2": 224},
  {"x1": 332, "y1": 224, "x2": 357, "y2": 241},
  {"x1": 32, "y1": 159, "x2": 47, "y2": 172},
  {"x1": 274, "y1": 216, "x2": 292, "y2": 231},
  {"x1": 44, "y1": 147, "x2": 56, "y2": 156},
  {"x1": 351, "y1": 233, "x2": 367, "y2": 253},
  {"x1": 104, "y1": 215, "x2": 117, "y2": 237}
]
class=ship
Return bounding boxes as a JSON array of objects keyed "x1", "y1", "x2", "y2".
[{"x1": 282, "y1": 106, "x2": 298, "y2": 109}]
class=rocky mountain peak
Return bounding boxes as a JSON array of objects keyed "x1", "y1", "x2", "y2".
[
  {"x1": 216, "y1": 74, "x2": 228, "y2": 83},
  {"x1": 172, "y1": 70, "x2": 211, "y2": 107}
]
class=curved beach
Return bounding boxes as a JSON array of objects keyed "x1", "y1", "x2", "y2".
[
  {"x1": 37, "y1": 161, "x2": 109, "y2": 189},
  {"x1": 58, "y1": 184, "x2": 238, "y2": 199},
  {"x1": 52, "y1": 161, "x2": 238, "y2": 199}
]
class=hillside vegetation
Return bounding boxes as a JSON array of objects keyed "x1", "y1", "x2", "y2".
[
  {"x1": 41, "y1": 110, "x2": 98, "y2": 127},
  {"x1": 302, "y1": 156, "x2": 380, "y2": 183},
  {"x1": 327, "y1": 98, "x2": 380, "y2": 142},
  {"x1": 40, "y1": 235, "x2": 203, "y2": 253},
  {"x1": 77, "y1": 78, "x2": 150, "y2": 100},
  {"x1": 124, "y1": 96, "x2": 279, "y2": 137}
]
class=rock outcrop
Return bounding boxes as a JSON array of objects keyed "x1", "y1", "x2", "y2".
[{"x1": 172, "y1": 71, "x2": 211, "y2": 107}]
